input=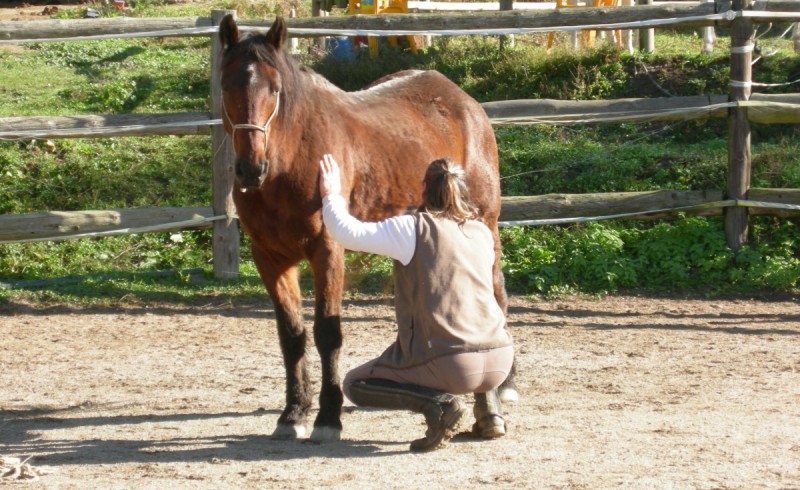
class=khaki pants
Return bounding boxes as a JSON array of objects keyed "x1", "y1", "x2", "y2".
[{"x1": 343, "y1": 345, "x2": 514, "y2": 400}]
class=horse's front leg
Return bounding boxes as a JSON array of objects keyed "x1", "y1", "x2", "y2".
[
  {"x1": 308, "y1": 237, "x2": 345, "y2": 441},
  {"x1": 252, "y1": 247, "x2": 313, "y2": 439}
]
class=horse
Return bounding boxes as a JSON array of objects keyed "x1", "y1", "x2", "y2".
[{"x1": 218, "y1": 14, "x2": 515, "y2": 441}]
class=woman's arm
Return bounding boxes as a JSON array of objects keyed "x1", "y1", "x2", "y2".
[{"x1": 320, "y1": 154, "x2": 416, "y2": 266}]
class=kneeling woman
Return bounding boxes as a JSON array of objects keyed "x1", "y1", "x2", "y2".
[{"x1": 319, "y1": 154, "x2": 514, "y2": 452}]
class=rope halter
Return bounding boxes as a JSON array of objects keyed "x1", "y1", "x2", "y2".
[{"x1": 221, "y1": 91, "x2": 281, "y2": 156}]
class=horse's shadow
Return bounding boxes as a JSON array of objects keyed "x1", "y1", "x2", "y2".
[{"x1": 0, "y1": 407, "x2": 408, "y2": 464}]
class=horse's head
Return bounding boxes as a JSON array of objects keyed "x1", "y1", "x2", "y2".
[{"x1": 219, "y1": 15, "x2": 288, "y2": 191}]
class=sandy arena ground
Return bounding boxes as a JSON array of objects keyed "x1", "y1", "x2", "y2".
[{"x1": 1, "y1": 293, "x2": 799, "y2": 488}]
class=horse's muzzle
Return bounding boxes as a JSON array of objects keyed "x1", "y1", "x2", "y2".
[{"x1": 235, "y1": 159, "x2": 269, "y2": 190}]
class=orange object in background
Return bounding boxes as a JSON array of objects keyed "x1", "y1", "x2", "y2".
[
  {"x1": 546, "y1": 0, "x2": 624, "y2": 53},
  {"x1": 347, "y1": 0, "x2": 418, "y2": 57}
]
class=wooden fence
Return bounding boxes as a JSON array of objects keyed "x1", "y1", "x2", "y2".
[{"x1": 1, "y1": 1, "x2": 799, "y2": 279}]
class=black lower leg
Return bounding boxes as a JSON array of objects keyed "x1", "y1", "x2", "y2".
[
  {"x1": 313, "y1": 312, "x2": 344, "y2": 433},
  {"x1": 275, "y1": 308, "x2": 313, "y2": 430}
]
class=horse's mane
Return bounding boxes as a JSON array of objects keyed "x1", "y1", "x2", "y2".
[{"x1": 222, "y1": 33, "x2": 310, "y2": 126}]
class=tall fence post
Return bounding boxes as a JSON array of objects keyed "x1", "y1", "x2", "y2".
[
  {"x1": 725, "y1": 0, "x2": 754, "y2": 253},
  {"x1": 211, "y1": 9, "x2": 241, "y2": 280},
  {"x1": 638, "y1": 0, "x2": 655, "y2": 53}
]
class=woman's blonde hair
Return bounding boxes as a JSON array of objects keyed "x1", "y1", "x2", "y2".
[{"x1": 421, "y1": 158, "x2": 479, "y2": 225}]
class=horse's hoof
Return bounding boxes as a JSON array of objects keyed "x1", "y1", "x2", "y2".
[
  {"x1": 272, "y1": 424, "x2": 306, "y2": 439},
  {"x1": 310, "y1": 426, "x2": 342, "y2": 442},
  {"x1": 499, "y1": 387, "x2": 519, "y2": 404}
]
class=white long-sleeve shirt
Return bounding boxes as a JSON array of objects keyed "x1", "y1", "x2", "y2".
[{"x1": 322, "y1": 194, "x2": 417, "y2": 266}]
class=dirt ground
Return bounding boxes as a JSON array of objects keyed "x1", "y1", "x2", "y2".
[
  {"x1": 0, "y1": 2, "x2": 85, "y2": 22},
  {"x1": 1, "y1": 293, "x2": 799, "y2": 488}
]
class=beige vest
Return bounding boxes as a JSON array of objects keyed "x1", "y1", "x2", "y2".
[{"x1": 375, "y1": 213, "x2": 512, "y2": 369}]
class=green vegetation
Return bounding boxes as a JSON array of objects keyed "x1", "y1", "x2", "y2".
[
  {"x1": 1, "y1": 3, "x2": 798, "y2": 305},
  {"x1": 49, "y1": 0, "x2": 310, "y2": 20}
]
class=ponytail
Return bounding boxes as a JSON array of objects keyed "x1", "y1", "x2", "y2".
[{"x1": 421, "y1": 158, "x2": 479, "y2": 225}]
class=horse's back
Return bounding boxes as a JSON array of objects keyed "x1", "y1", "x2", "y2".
[
  {"x1": 353, "y1": 70, "x2": 500, "y2": 221},
  {"x1": 365, "y1": 70, "x2": 478, "y2": 111},
  {"x1": 359, "y1": 70, "x2": 494, "y2": 158}
]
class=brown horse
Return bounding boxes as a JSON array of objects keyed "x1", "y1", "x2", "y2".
[{"x1": 218, "y1": 15, "x2": 513, "y2": 440}]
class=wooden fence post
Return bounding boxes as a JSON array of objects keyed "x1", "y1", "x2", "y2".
[
  {"x1": 638, "y1": 0, "x2": 655, "y2": 53},
  {"x1": 702, "y1": 0, "x2": 716, "y2": 54},
  {"x1": 289, "y1": 7, "x2": 299, "y2": 53},
  {"x1": 312, "y1": 0, "x2": 328, "y2": 51},
  {"x1": 725, "y1": 0, "x2": 754, "y2": 253},
  {"x1": 423, "y1": 0, "x2": 433, "y2": 48},
  {"x1": 793, "y1": 22, "x2": 799, "y2": 53},
  {"x1": 620, "y1": 0, "x2": 634, "y2": 54},
  {"x1": 569, "y1": 0, "x2": 579, "y2": 49},
  {"x1": 211, "y1": 9, "x2": 240, "y2": 280},
  {"x1": 499, "y1": 0, "x2": 515, "y2": 50}
]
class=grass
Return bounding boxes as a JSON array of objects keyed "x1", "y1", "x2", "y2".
[
  {"x1": 1, "y1": 3, "x2": 799, "y2": 305},
  {"x1": 48, "y1": 0, "x2": 311, "y2": 19},
  {"x1": 1, "y1": 38, "x2": 211, "y2": 117}
]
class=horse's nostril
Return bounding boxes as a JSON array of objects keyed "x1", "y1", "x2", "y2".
[{"x1": 235, "y1": 164, "x2": 243, "y2": 178}]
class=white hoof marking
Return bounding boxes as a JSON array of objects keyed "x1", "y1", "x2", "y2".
[
  {"x1": 499, "y1": 388, "x2": 519, "y2": 404},
  {"x1": 272, "y1": 424, "x2": 306, "y2": 439},
  {"x1": 310, "y1": 426, "x2": 342, "y2": 441}
]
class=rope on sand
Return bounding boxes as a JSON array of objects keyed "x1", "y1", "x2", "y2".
[{"x1": 0, "y1": 455, "x2": 53, "y2": 482}]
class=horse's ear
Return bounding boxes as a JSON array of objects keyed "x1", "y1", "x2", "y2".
[
  {"x1": 219, "y1": 14, "x2": 240, "y2": 50},
  {"x1": 265, "y1": 16, "x2": 288, "y2": 51}
]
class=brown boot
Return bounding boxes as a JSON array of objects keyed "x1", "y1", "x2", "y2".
[
  {"x1": 348, "y1": 379, "x2": 467, "y2": 452},
  {"x1": 409, "y1": 395, "x2": 465, "y2": 452},
  {"x1": 472, "y1": 388, "x2": 506, "y2": 439}
]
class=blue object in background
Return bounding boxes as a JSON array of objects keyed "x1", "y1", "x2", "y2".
[{"x1": 329, "y1": 37, "x2": 356, "y2": 62}]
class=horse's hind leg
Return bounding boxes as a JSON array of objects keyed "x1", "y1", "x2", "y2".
[
  {"x1": 491, "y1": 226, "x2": 509, "y2": 316},
  {"x1": 308, "y1": 239, "x2": 345, "y2": 441},
  {"x1": 252, "y1": 248, "x2": 313, "y2": 439},
  {"x1": 490, "y1": 225, "x2": 519, "y2": 403}
]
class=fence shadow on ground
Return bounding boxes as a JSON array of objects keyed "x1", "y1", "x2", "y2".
[{"x1": 507, "y1": 302, "x2": 800, "y2": 336}]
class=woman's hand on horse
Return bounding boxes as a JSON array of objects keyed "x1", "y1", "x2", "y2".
[{"x1": 319, "y1": 153, "x2": 342, "y2": 198}]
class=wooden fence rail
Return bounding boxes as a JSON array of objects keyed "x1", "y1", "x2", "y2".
[
  {"x1": 0, "y1": 207, "x2": 215, "y2": 243},
  {"x1": 1, "y1": 5, "x2": 799, "y2": 278},
  {"x1": 2, "y1": 188, "x2": 797, "y2": 244},
  {"x1": 3, "y1": 1, "x2": 800, "y2": 43},
  {"x1": 2, "y1": 93, "x2": 800, "y2": 139},
  {"x1": 0, "y1": 112, "x2": 213, "y2": 139}
]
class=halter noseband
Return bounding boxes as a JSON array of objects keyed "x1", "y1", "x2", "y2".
[{"x1": 221, "y1": 91, "x2": 281, "y2": 155}]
